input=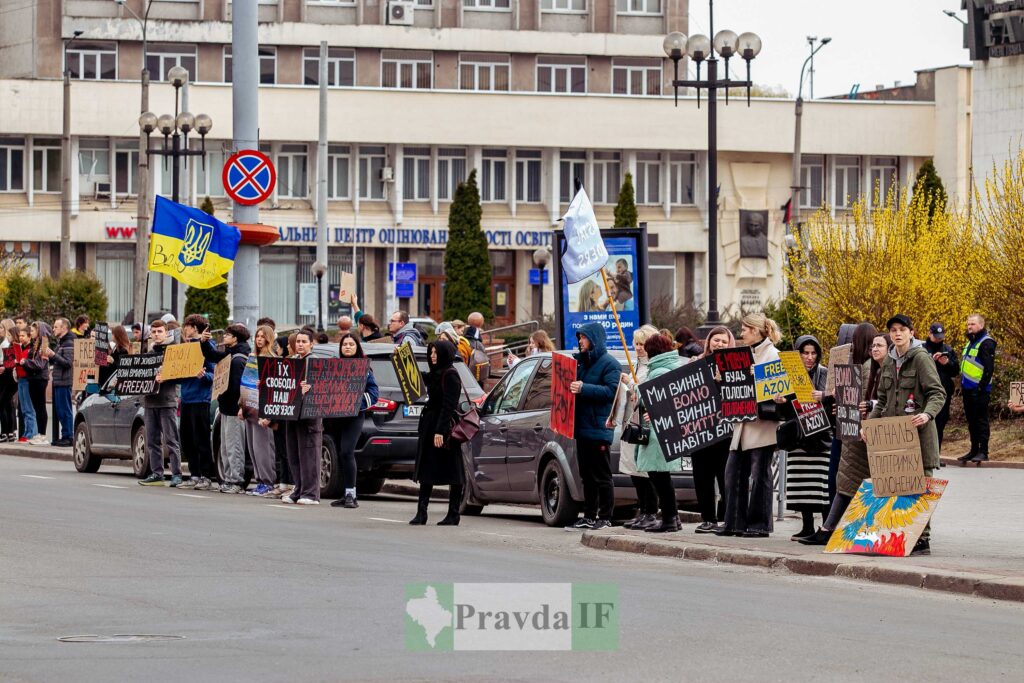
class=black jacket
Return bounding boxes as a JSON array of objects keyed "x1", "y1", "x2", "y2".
[
  {"x1": 202, "y1": 341, "x2": 252, "y2": 415},
  {"x1": 48, "y1": 332, "x2": 76, "y2": 388},
  {"x1": 414, "y1": 340, "x2": 463, "y2": 485},
  {"x1": 923, "y1": 338, "x2": 958, "y2": 397}
]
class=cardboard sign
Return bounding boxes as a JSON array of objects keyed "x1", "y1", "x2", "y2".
[
  {"x1": 825, "y1": 344, "x2": 851, "y2": 396},
  {"x1": 339, "y1": 271, "x2": 357, "y2": 303},
  {"x1": 130, "y1": 341, "x2": 142, "y2": 355},
  {"x1": 113, "y1": 353, "x2": 162, "y2": 395},
  {"x1": 712, "y1": 346, "x2": 757, "y2": 423},
  {"x1": 391, "y1": 343, "x2": 424, "y2": 405},
  {"x1": 93, "y1": 323, "x2": 111, "y2": 366},
  {"x1": 640, "y1": 358, "x2": 731, "y2": 461},
  {"x1": 159, "y1": 342, "x2": 205, "y2": 380},
  {"x1": 550, "y1": 353, "x2": 577, "y2": 440},
  {"x1": 793, "y1": 399, "x2": 830, "y2": 438},
  {"x1": 240, "y1": 355, "x2": 260, "y2": 420},
  {"x1": 1010, "y1": 381, "x2": 1024, "y2": 408},
  {"x1": 825, "y1": 478, "x2": 947, "y2": 557},
  {"x1": 301, "y1": 358, "x2": 370, "y2": 419},
  {"x1": 212, "y1": 356, "x2": 232, "y2": 399},
  {"x1": 258, "y1": 356, "x2": 306, "y2": 420},
  {"x1": 754, "y1": 359, "x2": 791, "y2": 403},
  {"x1": 834, "y1": 363, "x2": 863, "y2": 442},
  {"x1": 73, "y1": 339, "x2": 98, "y2": 391},
  {"x1": 862, "y1": 416, "x2": 925, "y2": 497},
  {"x1": 607, "y1": 378, "x2": 633, "y2": 428},
  {"x1": 778, "y1": 351, "x2": 816, "y2": 404},
  {"x1": 2, "y1": 347, "x2": 15, "y2": 371}
]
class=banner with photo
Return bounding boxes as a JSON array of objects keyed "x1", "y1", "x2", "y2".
[{"x1": 559, "y1": 236, "x2": 641, "y2": 351}]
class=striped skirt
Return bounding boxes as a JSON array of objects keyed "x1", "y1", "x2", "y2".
[{"x1": 785, "y1": 448, "x2": 830, "y2": 511}]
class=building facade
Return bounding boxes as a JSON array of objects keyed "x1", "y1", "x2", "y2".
[{"x1": 0, "y1": 0, "x2": 972, "y2": 333}]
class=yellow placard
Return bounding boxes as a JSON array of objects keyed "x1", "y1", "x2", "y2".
[
  {"x1": 159, "y1": 342, "x2": 205, "y2": 380},
  {"x1": 778, "y1": 350, "x2": 816, "y2": 404}
]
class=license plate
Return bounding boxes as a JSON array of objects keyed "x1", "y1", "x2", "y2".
[{"x1": 403, "y1": 405, "x2": 423, "y2": 417}]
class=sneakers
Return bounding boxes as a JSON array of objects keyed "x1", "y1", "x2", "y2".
[
  {"x1": 247, "y1": 483, "x2": 274, "y2": 497},
  {"x1": 193, "y1": 478, "x2": 212, "y2": 491},
  {"x1": 29, "y1": 434, "x2": 49, "y2": 445},
  {"x1": 220, "y1": 484, "x2": 244, "y2": 494},
  {"x1": 139, "y1": 473, "x2": 164, "y2": 486},
  {"x1": 169, "y1": 475, "x2": 183, "y2": 488},
  {"x1": 565, "y1": 517, "x2": 596, "y2": 531},
  {"x1": 280, "y1": 495, "x2": 297, "y2": 504},
  {"x1": 270, "y1": 484, "x2": 294, "y2": 499},
  {"x1": 331, "y1": 493, "x2": 359, "y2": 508},
  {"x1": 591, "y1": 519, "x2": 613, "y2": 530},
  {"x1": 694, "y1": 521, "x2": 718, "y2": 534},
  {"x1": 177, "y1": 478, "x2": 197, "y2": 489},
  {"x1": 296, "y1": 498, "x2": 319, "y2": 505},
  {"x1": 17, "y1": 437, "x2": 28, "y2": 443},
  {"x1": 53, "y1": 439, "x2": 72, "y2": 448}
]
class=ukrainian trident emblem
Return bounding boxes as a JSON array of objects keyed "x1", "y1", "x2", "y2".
[{"x1": 178, "y1": 218, "x2": 214, "y2": 268}]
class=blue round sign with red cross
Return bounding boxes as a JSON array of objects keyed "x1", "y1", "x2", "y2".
[{"x1": 222, "y1": 150, "x2": 276, "y2": 206}]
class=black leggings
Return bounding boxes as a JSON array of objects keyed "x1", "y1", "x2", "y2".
[
  {"x1": 334, "y1": 413, "x2": 364, "y2": 492},
  {"x1": 28, "y1": 378, "x2": 47, "y2": 436},
  {"x1": 630, "y1": 475, "x2": 658, "y2": 515},
  {"x1": 0, "y1": 375, "x2": 17, "y2": 435},
  {"x1": 824, "y1": 493, "x2": 852, "y2": 531},
  {"x1": 647, "y1": 472, "x2": 678, "y2": 522},
  {"x1": 692, "y1": 439, "x2": 728, "y2": 523}
]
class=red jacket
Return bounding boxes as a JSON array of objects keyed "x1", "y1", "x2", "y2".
[{"x1": 12, "y1": 343, "x2": 31, "y2": 380}]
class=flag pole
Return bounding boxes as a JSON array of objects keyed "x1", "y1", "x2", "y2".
[{"x1": 600, "y1": 268, "x2": 637, "y2": 384}]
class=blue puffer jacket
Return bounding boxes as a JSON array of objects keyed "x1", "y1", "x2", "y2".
[
  {"x1": 179, "y1": 339, "x2": 217, "y2": 404},
  {"x1": 573, "y1": 322, "x2": 621, "y2": 442}
]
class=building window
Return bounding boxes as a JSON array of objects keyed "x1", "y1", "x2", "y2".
[
  {"x1": 146, "y1": 44, "x2": 197, "y2": 82},
  {"x1": 481, "y1": 149, "x2": 507, "y2": 202},
  {"x1": 636, "y1": 152, "x2": 661, "y2": 205},
  {"x1": 559, "y1": 151, "x2": 585, "y2": 204},
  {"x1": 302, "y1": 48, "x2": 355, "y2": 87},
  {"x1": 277, "y1": 144, "x2": 308, "y2": 199},
  {"x1": 224, "y1": 46, "x2": 277, "y2": 84},
  {"x1": 0, "y1": 138, "x2": 26, "y2": 192},
  {"x1": 834, "y1": 155, "x2": 861, "y2": 209},
  {"x1": 616, "y1": 0, "x2": 660, "y2": 14},
  {"x1": 114, "y1": 142, "x2": 140, "y2": 197},
  {"x1": 591, "y1": 152, "x2": 620, "y2": 205},
  {"x1": 32, "y1": 140, "x2": 60, "y2": 193},
  {"x1": 869, "y1": 156, "x2": 898, "y2": 204},
  {"x1": 612, "y1": 59, "x2": 661, "y2": 95},
  {"x1": 78, "y1": 139, "x2": 110, "y2": 197},
  {"x1": 799, "y1": 154, "x2": 824, "y2": 210},
  {"x1": 437, "y1": 148, "x2": 467, "y2": 201},
  {"x1": 381, "y1": 52, "x2": 432, "y2": 90},
  {"x1": 649, "y1": 252, "x2": 675, "y2": 309},
  {"x1": 541, "y1": 0, "x2": 585, "y2": 11},
  {"x1": 358, "y1": 146, "x2": 386, "y2": 201},
  {"x1": 459, "y1": 54, "x2": 510, "y2": 91},
  {"x1": 669, "y1": 152, "x2": 696, "y2": 205},
  {"x1": 403, "y1": 147, "x2": 431, "y2": 201},
  {"x1": 516, "y1": 150, "x2": 542, "y2": 203},
  {"x1": 464, "y1": 0, "x2": 511, "y2": 7},
  {"x1": 537, "y1": 57, "x2": 586, "y2": 94},
  {"x1": 328, "y1": 145, "x2": 350, "y2": 199},
  {"x1": 66, "y1": 42, "x2": 117, "y2": 80},
  {"x1": 96, "y1": 249, "x2": 134, "y2": 323},
  {"x1": 196, "y1": 147, "x2": 227, "y2": 198}
]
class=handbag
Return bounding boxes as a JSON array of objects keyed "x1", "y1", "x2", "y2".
[
  {"x1": 621, "y1": 405, "x2": 650, "y2": 446},
  {"x1": 776, "y1": 418, "x2": 801, "y2": 452},
  {"x1": 448, "y1": 382, "x2": 481, "y2": 445}
]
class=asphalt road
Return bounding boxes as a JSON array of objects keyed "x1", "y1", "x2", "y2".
[{"x1": 2, "y1": 456, "x2": 1022, "y2": 683}]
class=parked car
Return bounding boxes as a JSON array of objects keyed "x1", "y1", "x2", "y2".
[{"x1": 459, "y1": 352, "x2": 696, "y2": 527}]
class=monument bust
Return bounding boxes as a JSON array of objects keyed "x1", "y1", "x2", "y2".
[{"x1": 739, "y1": 209, "x2": 769, "y2": 258}]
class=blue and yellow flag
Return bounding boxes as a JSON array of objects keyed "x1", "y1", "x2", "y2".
[{"x1": 149, "y1": 195, "x2": 241, "y2": 289}]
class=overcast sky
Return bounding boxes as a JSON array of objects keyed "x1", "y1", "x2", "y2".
[{"x1": 687, "y1": 1, "x2": 972, "y2": 98}]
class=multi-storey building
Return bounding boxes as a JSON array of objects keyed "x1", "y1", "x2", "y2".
[{"x1": 0, "y1": 0, "x2": 972, "y2": 330}]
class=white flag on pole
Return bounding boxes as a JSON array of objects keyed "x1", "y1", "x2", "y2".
[{"x1": 560, "y1": 187, "x2": 609, "y2": 284}]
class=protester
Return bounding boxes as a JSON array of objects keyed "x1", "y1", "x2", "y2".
[
  {"x1": 138, "y1": 320, "x2": 183, "y2": 486},
  {"x1": 0, "y1": 320, "x2": 18, "y2": 442},
  {"x1": 26, "y1": 322, "x2": 51, "y2": 445},
  {"x1": 674, "y1": 327, "x2": 704, "y2": 358},
  {"x1": 358, "y1": 315, "x2": 383, "y2": 343},
  {"x1": 98, "y1": 325, "x2": 132, "y2": 388},
  {"x1": 566, "y1": 323, "x2": 620, "y2": 531},
  {"x1": 717, "y1": 313, "x2": 783, "y2": 538},
  {"x1": 242, "y1": 324, "x2": 280, "y2": 497},
  {"x1": 175, "y1": 315, "x2": 216, "y2": 489},
  {"x1": 166, "y1": 319, "x2": 182, "y2": 344},
  {"x1": 329, "y1": 333, "x2": 379, "y2": 509},
  {"x1": 73, "y1": 315, "x2": 91, "y2": 338},
  {"x1": 388, "y1": 311, "x2": 424, "y2": 347},
  {"x1": 508, "y1": 330, "x2": 556, "y2": 367},
  {"x1": 200, "y1": 323, "x2": 251, "y2": 493},
  {"x1": 924, "y1": 322, "x2": 958, "y2": 457},
  {"x1": 957, "y1": 313, "x2": 996, "y2": 465},
  {"x1": 465, "y1": 312, "x2": 485, "y2": 346},
  {"x1": 826, "y1": 322, "x2": 877, "y2": 502},
  {"x1": 636, "y1": 333, "x2": 686, "y2": 533},
  {"x1": 337, "y1": 316, "x2": 353, "y2": 337},
  {"x1": 463, "y1": 313, "x2": 490, "y2": 382},
  {"x1": 275, "y1": 329, "x2": 322, "y2": 505},
  {"x1": 436, "y1": 321, "x2": 472, "y2": 366},
  {"x1": 693, "y1": 325, "x2": 735, "y2": 532},
  {"x1": 42, "y1": 318, "x2": 75, "y2": 446}
]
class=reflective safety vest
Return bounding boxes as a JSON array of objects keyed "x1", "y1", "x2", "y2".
[{"x1": 961, "y1": 333, "x2": 994, "y2": 392}]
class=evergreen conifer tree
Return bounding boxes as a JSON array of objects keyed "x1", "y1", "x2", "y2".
[
  {"x1": 613, "y1": 172, "x2": 638, "y2": 228},
  {"x1": 184, "y1": 196, "x2": 230, "y2": 329},
  {"x1": 443, "y1": 170, "x2": 493, "y2": 321},
  {"x1": 912, "y1": 159, "x2": 947, "y2": 221}
]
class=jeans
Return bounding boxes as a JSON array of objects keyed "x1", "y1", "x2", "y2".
[
  {"x1": 334, "y1": 413, "x2": 364, "y2": 493},
  {"x1": 723, "y1": 446, "x2": 774, "y2": 534},
  {"x1": 52, "y1": 386, "x2": 73, "y2": 442},
  {"x1": 17, "y1": 379, "x2": 36, "y2": 439},
  {"x1": 219, "y1": 414, "x2": 246, "y2": 486},
  {"x1": 577, "y1": 439, "x2": 614, "y2": 521},
  {"x1": 692, "y1": 439, "x2": 728, "y2": 523},
  {"x1": 144, "y1": 406, "x2": 181, "y2": 477},
  {"x1": 244, "y1": 419, "x2": 277, "y2": 486},
  {"x1": 180, "y1": 403, "x2": 214, "y2": 480},
  {"x1": 285, "y1": 419, "x2": 323, "y2": 501}
]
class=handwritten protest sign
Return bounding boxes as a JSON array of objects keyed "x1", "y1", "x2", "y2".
[
  {"x1": 863, "y1": 415, "x2": 925, "y2": 497},
  {"x1": 550, "y1": 353, "x2": 577, "y2": 439},
  {"x1": 391, "y1": 343, "x2": 424, "y2": 406},
  {"x1": 159, "y1": 342, "x2": 205, "y2": 380},
  {"x1": 754, "y1": 359, "x2": 791, "y2": 403},
  {"x1": 73, "y1": 339, "x2": 98, "y2": 391},
  {"x1": 239, "y1": 355, "x2": 259, "y2": 419},
  {"x1": 778, "y1": 351, "x2": 816, "y2": 404},
  {"x1": 339, "y1": 271, "x2": 357, "y2": 303},
  {"x1": 258, "y1": 356, "x2": 305, "y2": 420},
  {"x1": 130, "y1": 341, "x2": 142, "y2": 355},
  {"x1": 1010, "y1": 381, "x2": 1024, "y2": 408},
  {"x1": 301, "y1": 358, "x2": 370, "y2": 419},
  {"x1": 640, "y1": 358, "x2": 730, "y2": 461},
  {"x1": 834, "y1": 363, "x2": 863, "y2": 442},
  {"x1": 93, "y1": 323, "x2": 111, "y2": 366},
  {"x1": 825, "y1": 478, "x2": 947, "y2": 557},
  {"x1": 712, "y1": 346, "x2": 756, "y2": 422},
  {"x1": 113, "y1": 353, "x2": 162, "y2": 395},
  {"x1": 212, "y1": 356, "x2": 232, "y2": 399},
  {"x1": 825, "y1": 344, "x2": 851, "y2": 396},
  {"x1": 793, "y1": 399, "x2": 830, "y2": 438}
]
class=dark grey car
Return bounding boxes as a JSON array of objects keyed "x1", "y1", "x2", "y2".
[{"x1": 461, "y1": 352, "x2": 696, "y2": 527}]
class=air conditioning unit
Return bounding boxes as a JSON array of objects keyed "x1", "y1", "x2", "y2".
[
  {"x1": 94, "y1": 181, "x2": 112, "y2": 199},
  {"x1": 388, "y1": 0, "x2": 414, "y2": 26},
  {"x1": 380, "y1": 166, "x2": 395, "y2": 182}
]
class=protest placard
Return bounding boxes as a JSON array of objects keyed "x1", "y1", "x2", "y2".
[
  {"x1": 258, "y1": 356, "x2": 305, "y2": 420},
  {"x1": 301, "y1": 358, "x2": 370, "y2": 419},
  {"x1": 73, "y1": 339, "x2": 98, "y2": 391},
  {"x1": 639, "y1": 358, "x2": 730, "y2": 461},
  {"x1": 391, "y1": 343, "x2": 424, "y2": 405},
  {"x1": 212, "y1": 356, "x2": 232, "y2": 399},
  {"x1": 338, "y1": 271, "x2": 357, "y2": 303},
  {"x1": 753, "y1": 359, "x2": 791, "y2": 403},
  {"x1": 1010, "y1": 381, "x2": 1024, "y2": 408},
  {"x1": 778, "y1": 351, "x2": 816, "y2": 404},
  {"x1": 239, "y1": 355, "x2": 259, "y2": 420},
  {"x1": 793, "y1": 399, "x2": 830, "y2": 437},
  {"x1": 712, "y1": 346, "x2": 757, "y2": 423},
  {"x1": 93, "y1": 323, "x2": 111, "y2": 366},
  {"x1": 2, "y1": 346, "x2": 15, "y2": 371},
  {"x1": 550, "y1": 353, "x2": 577, "y2": 439},
  {"x1": 863, "y1": 415, "x2": 925, "y2": 497},
  {"x1": 159, "y1": 342, "x2": 205, "y2": 380},
  {"x1": 113, "y1": 353, "x2": 162, "y2": 395},
  {"x1": 834, "y1": 363, "x2": 863, "y2": 442},
  {"x1": 825, "y1": 344, "x2": 851, "y2": 396},
  {"x1": 130, "y1": 341, "x2": 142, "y2": 355}
]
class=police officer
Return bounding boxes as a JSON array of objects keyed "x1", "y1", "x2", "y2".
[
  {"x1": 958, "y1": 314, "x2": 996, "y2": 466},
  {"x1": 924, "y1": 323, "x2": 958, "y2": 459}
]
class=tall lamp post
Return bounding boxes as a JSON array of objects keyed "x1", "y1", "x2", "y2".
[
  {"x1": 789, "y1": 37, "x2": 831, "y2": 238},
  {"x1": 532, "y1": 247, "x2": 550, "y2": 321},
  {"x1": 663, "y1": 3, "x2": 762, "y2": 330},
  {"x1": 61, "y1": 29, "x2": 84, "y2": 273},
  {"x1": 139, "y1": 65, "x2": 213, "y2": 317},
  {"x1": 311, "y1": 261, "x2": 328, "y2": 333}
]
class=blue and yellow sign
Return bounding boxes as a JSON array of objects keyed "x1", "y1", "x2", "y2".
[
  {"x1": 149, "y1": 196, "x2": 241, "y2": 289},
  {"x1": 753, "y1": 359, "x2": 792, "y2": 403}
]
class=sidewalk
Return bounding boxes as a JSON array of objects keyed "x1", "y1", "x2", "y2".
[{"x1": 582, "y1": 465, "x2": 1024, "y2": 603}]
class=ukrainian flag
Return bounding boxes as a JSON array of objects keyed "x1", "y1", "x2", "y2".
[{"x1": 149, "y1": 196, "x2": 241, "y2": 289}]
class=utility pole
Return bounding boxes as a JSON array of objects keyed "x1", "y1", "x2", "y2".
[
  {"x1": 315, "y1": 40, "x2": 329, "y2": 332},
  {"x1": 790, "y1": 38, "x2": 831, "y2": 237},
  {"x1": 61, "y1": 31, "x2": 83, "y2": 273}
]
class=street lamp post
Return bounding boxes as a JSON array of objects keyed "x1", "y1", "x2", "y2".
[
  {"x1": 789, "y1": 37, "x2": 832, "y2": 238},
  {"x1": 663, "y1": 2, "x2": 761, "y2": 330},
  {"x1": 532, "y1": 247, "x2": 550, "y2": 321},
  {"x1": 311, "y1": 261, "x2": 328, "y2": 334},
  {"x1": 61, "y1": 29, "x2": 84, "y2": 273},
  {"x1": 139, "y1": 65, "x2": 213, "y2": 318}
]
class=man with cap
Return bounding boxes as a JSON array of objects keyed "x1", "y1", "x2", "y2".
[{"x1": 924, "y1": 322, "x2": 958, "y2": 459}]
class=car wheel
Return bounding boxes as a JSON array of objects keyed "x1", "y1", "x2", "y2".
[
  {"x1": 356, "y1": 476, "x2": 386, "y2": 496},
  {"x1": 73, "y1": 421, "x2": 101, "y2": 473},
  {"x1": 319, "y1": 434, "x2": 343, "y2": 500},
  {"x1": 131, "y1": 425, "x2": 149, "y2": 478},
  {"x1": 459, "y1": 467, "x2": 484, "y2": 516},
  {"x1": 539, "y1": 458, "x2": 580, "y2": 527}
]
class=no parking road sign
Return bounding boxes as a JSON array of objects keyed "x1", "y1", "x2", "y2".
[{"x1": 223, "y1": 150, "x2": 276, "y2": 206}]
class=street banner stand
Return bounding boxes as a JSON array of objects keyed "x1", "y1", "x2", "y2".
[
  {"x1": 863, "y1": 416, "x2": 926, "y2": 497},
  {"x1": 113, "y1": 353, "x2": 162, "y2": 395},
  {"x1": 391, "y1": 344, "x2": 424, "y2": 405},
  {"x1": 834, "y1": 363, "x2": 863, "y2": 442},
  {"x1": 258, "y1": 357, "x2": 305, "y2": 420},
  {"x1": 639, "y1": 358, "x2": 730, "y2": 461},
  {"x1": 301, "y1": 358, "x2": 370, "y2": 419},
  {"x1": 550, "y1": 354, "x2": 577, "y2": 440},
  {"x1": 825, "y1": 478, "x2": 947, "y2": 557},
  {"x1": 712, "y1": 346, "x2": 757, "y2": 423}
]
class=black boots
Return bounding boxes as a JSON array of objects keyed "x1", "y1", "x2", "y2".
[
  {"x1": 797, "y1": 528, "x2": 833, "y2": 546},
  {"x1": 409, "y1": 485, "x2": 432, "y2": 525},
  {"x1": 437, "y1": 484, "x2": 462, "y2": 526}
]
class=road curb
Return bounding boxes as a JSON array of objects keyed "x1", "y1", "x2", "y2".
[
  {"x1": 581, "y1": 530, "x2": 1024, "y2": 603},
  {"x1": 0, "y1": 445, "x2": 74, "y2": 462},
  {"x1": 939, "y1": 456, "x2": 1024, "y2": 469}
]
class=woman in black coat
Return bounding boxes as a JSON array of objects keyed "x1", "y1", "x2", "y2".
[{"x1": 410, "y1": 340, "x2": 464, "y2": 526}]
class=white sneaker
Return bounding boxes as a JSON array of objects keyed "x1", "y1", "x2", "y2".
[
  {"x1": 30, "y1": 435, "x2": 49, "y2": 445},
  {"x1": 296, "y1": 498, "x2": 319, "y2": 506},
  {"x1": 279, "y1": 495, "x2": 296, "y2": 504}
]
